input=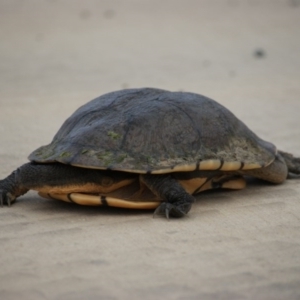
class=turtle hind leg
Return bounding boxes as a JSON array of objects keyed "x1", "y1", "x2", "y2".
[
  {"x1": 140, "y1": 174, "x2": 195, "y2": 218},
  {"x1": 241, "y1": 154, "x2": 288, "y2": 184},
  {"x1": 278, "y1": 150, "x2": 300, "y2": 177}
]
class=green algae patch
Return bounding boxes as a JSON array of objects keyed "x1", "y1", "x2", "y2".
[
  {"x1": 144, "y1": 155, "x2": 154, "y2": 164},
  {"x1": 97, "y1": 150, "x2": 115, "y2": 167},
  {"x1": 60, "y1": 151, "x2": 72, "y2": 158},
  {"x1": 115, "y1": 153, "x2": 127, "y2": 164},
  {"x1": 96, "y1": 151, "x2": 129, "y2": 167},
  {"x1": 81, "y1": 149, "x2": 89, "y2": 154},
  {"x1": 32, "y1": 145, "x2": 56, "y2": 160},
  {"x1": 107, "y1": 131, "x2": 121, "y2": 140}
]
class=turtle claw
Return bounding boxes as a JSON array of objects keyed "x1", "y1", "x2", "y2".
[{"x1": 153, "y1": 202, "x2": 190, "y2": 219}]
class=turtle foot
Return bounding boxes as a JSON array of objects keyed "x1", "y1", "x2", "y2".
[
  {"x1": 153, "y1": 201, "x2": 192, "y2": 219},
  {"x1": 0, "y1": 190, "x2": 14, "y2": 207}
]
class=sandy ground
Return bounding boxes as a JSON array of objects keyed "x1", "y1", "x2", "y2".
[{"x1": 1, "y1": 1, "x2": 300, "y2": 299}]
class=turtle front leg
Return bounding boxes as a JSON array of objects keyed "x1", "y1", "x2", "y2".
[
  {"x1": 0, "y1": 164, "x2": 29, "y2": 206},
  {"x1": 140, "y1": 174, "x2": 195, "y2": 218}
]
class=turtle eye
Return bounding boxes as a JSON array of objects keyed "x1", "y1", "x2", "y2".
[{"x1": 101, "y1": 176, "x2": 114, "y2": 187}]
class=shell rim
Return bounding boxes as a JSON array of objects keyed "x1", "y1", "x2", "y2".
[{"x1": 63, "y1": 158, "x2": 272, "y2": 174}]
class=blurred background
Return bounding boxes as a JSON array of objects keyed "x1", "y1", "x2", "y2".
[{"x1": 1, "y1": 0, "x2": 299, "y2": 98}]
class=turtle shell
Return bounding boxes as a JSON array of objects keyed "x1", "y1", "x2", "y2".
[{"x1": 29, "y1": 88, "x2": 276, "y2": 173}]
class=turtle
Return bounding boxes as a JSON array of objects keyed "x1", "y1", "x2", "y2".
[{"x1": 0, "y1": 88, "x2": 300, "y2": 218}]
